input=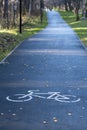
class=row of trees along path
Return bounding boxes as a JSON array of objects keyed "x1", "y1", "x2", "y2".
[{"x1": 0, "y1": 0, "x2": 44, "y2": 29}]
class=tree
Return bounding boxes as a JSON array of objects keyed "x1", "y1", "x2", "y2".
[
  {"x1": 3, "y1": 0, "x2": 9, "y2": 29},
  {"x1": 85, "y1": 2, "x2": 87, "y2": 17},
  {"x1": 29, "y1": 0, "x2": 32, "y2": 15},
  {"x1": 0, "y1": 0, "x2": 45, "y2": 29},
  {"x1": 40, "y1": 0, "x2": 44, "y2": 23},
  {"x1": 72, "y1": 0, "x2": 80, "y2": 21},
  {"x1": 67, "y1": 0, "x2": 73, "y2": 11},
  {"x1": 64, "y1": 0, "x2": 68, "y2": 11}
]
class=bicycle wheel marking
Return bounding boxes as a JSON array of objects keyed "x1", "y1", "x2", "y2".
[
  {"x1": 6, "y1": 90, "x2": 81, "y2": 103},
  {"x1": 6, "y1": 94, "x2": 32, "y2": 102}
]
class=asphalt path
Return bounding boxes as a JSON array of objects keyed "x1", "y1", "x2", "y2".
[{"x1": 0, "y1": 11, "x2": 87, "y2": 130}]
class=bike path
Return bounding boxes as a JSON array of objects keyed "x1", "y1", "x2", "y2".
[{"x1": 0, "y1": 11, "x2": 87, "y2": 130}]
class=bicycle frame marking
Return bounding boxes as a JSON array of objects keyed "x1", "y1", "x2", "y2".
[{"x1": 6, "y1": 90, "x2": 80, "y2": 103}]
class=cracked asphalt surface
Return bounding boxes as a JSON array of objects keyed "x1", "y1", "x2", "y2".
[{"x1": 0, "y1": 11, "x2": 87, "y2": 130}]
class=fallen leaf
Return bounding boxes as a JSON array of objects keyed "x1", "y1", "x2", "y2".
[
  {"x1": 19, "y1": 107, "x2": 23, "y2": 110},
  {"x1": 1, "y1": 113, "x2": 4, "y2": 116},
  {"x1": 43, "y1": 120, "x2": 47, "y2": 124},
  {"x1": 68, "y1": 113, "x2": 72, "y2": 116},
  {"x1": 82, "y1": 107, "x2": 85, "y2": 110},
  {"x1": 12, "y1": 113, "x2": 16, "y2": 116},
  {"x1": 53, "y1": 117, "x2": 58, "y2": 123}
]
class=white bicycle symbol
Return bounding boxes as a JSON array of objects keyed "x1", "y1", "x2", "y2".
[{"x1": 6, "y1": 90, "x2": 80, "y2": 103}]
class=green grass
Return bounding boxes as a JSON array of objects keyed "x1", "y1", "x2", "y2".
[
  {"x1": 0, "y1": 12, "x2": 48, "y2": 61},
  {"x1": 58, "y1": 10, "x2": 87, "y2": 46}
]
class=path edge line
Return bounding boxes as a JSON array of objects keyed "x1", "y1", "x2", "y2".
[
  {"x1": 0, "y1": 40, "x2": 24, "y2": 64},
  {"x1": 0, "y1": 29, "x2": 46, "y2": 64}
]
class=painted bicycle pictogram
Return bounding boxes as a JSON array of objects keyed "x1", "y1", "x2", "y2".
[{"x1": 6, "y1": 90, "x2": 80, "y2": 103}]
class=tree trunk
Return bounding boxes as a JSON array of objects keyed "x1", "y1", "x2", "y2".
[
  {"x1": 68, "y1": 0, "x2": 73, "y2": 11},
  {"x1": 75, "y1": 7, "x2": 80, "y2": 21},
  {"x1": 3, "y1": 0, "x2": 9, "y2": 29},
  {"x1": 29, "y1": 0, "x2": 32, "y2": 16},
  {"x1": 64, "y1": 0, "x2": 68, "y2": 11}
]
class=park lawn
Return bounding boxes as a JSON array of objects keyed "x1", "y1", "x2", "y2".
[
  {"x1": 0, "y1": 12, "x2": 47, "y2": 61},
  {"x1": 58, "y1": 10, "x2": 87, "y2": 47}
]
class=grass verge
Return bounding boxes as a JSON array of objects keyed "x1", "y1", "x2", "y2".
[
  {"x1": 58, "y1": 10, "x2": 87, "y2": 46},
  {"x1": 0, "y1": 12, "x2": 48, "y2": 61}
]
